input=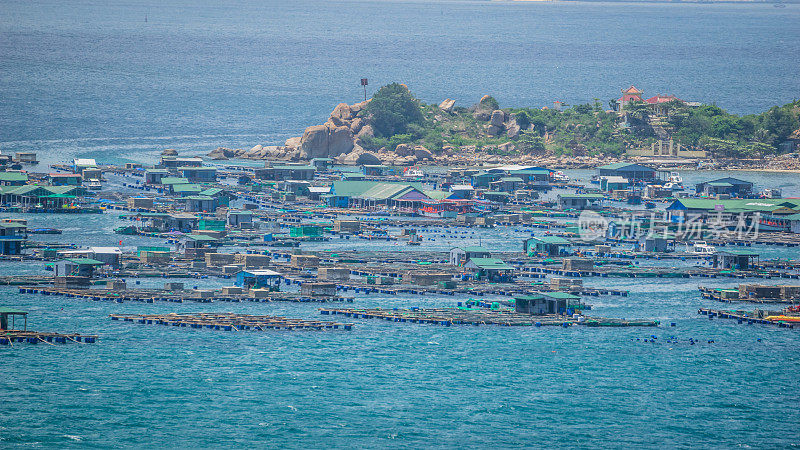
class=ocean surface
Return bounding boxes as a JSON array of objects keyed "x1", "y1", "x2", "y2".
[
  {"x1": 3, "y1": 1, "x2": 800, "y2": 447},
  {"x1": 2, "y1": 0, "x2": 800, "y2": 165}
]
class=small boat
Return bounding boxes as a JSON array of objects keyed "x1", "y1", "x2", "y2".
[
  {"x1": 759, "y1": 188, "x2": 781, "y2": 199},
  {"x1": 403, "y1": 167, "x2": 424, "y2": 178},
  {"x1": 552, "y1": 171, "x2": 570, "y2": 183},
  {"x1": 29, "y1": 228, "x2": 62, "y2": 234},
  {"x1": 87, "y1": 179, "x2": 102, "y2": 190},
  {"x1": 407, "y1": 234, "x2": 421, "y2": 246},
  {"x1": 690, "y1": 241, "x2": 716, "y2": 255}
]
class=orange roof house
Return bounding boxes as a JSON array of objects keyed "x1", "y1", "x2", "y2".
[{"x1": 619, "y1": 86, "x2": 644, "y2": 103}]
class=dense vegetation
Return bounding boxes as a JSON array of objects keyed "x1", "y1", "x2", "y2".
[{"x1": 357, "y1": 83, "x2": 800, "y2": 158}]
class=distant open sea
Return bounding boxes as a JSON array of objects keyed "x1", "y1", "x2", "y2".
[
  {"x1": 1, "y1": 0, "x2": 799, "y2": 164},
  {"x1": 2, "y1": 1, "x2": 800, "y2": 448}
]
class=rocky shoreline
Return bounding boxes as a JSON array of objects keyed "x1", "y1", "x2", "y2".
[{"x1": 207, "y1": 95, "x2": 800, "y2": 171}]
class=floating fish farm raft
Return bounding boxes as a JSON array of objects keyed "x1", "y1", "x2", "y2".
[
  {"x1": 320, "y1": 307, "x2": 658, "y2": 327},
  {"x1": 1, "y1": 331, "x2": 98, "y2": 345},
  {"x1": 110, "y1": 312, "x2": 354, "y2": 331},
  {"x1": 20, "y1": 286, "x2": 352, "y2": 303},
  {"x1": 698, "y1": 308, "x2": 799, "y2": 328}
]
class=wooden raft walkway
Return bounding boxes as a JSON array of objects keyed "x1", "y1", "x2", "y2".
[
  {"x1": 20, "y1": 286, "x2": 353, "y2": 304},
  {"x1": 698, "y1": 308, "x2": 798, "y2": 329},
  {"x1": 110, "y1": 313, "x2": 353, "y2": 331},
  {"x1": 1, "y1": 330, "x2": 98, "y2": 345},
  {"x1": 698, "y1": 286, "x2": 799, "y2": 304},
  {"x1": 320, "y1": 307, "x2": 658, "y2": 327}
]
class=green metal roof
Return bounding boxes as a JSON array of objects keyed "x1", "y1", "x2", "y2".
[
  {"x1": 466, "y1": 257, "x2": 513, "y2": 270},
  {"x1": 198, "y1": 188, "x2": 224, "y2": 196},
  {"x1": 542, "y1": 292, "x2": 582, "y2": 300},
  {"x1": 186, "y1": 195, "x2": 214, "y2": 201},
  {"x1": 172, "y1": 184, "x2": 204, "y2": 193},
  {"x1": 65, "y1": 258, "x2": 105, "y2": 265},
  {"x1": 0, "y1": 172, "x2": 29, "y2": 182},
  {"x1": 463, "y1": 246, "x2": 491, "y2": 253},
  {"x1": 186, "y1": 234, "x2": 218, "y2": 241},
  {"x1": 161, "y1": 177, "x2": 190, "y2": 185},
  {"x1": 529, "y1": 236, "x2": 571, "y2": 245},
  {"x1": 707, "y1": 182, "x2": 733, "y2": 187},
  {"x1": 0, "y1": 307, "x2": 27, "y2": 315}
]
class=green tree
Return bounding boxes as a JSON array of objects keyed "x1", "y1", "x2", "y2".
[
  {"x1": 762, "y1": 106, "x2": 799, "y2": 143},
  {"x1": 364, "y1": 83, "x2": 425, "y2": 138}
]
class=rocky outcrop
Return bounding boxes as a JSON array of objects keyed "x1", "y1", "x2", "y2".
[
  {"x1": 439, "y1": 99, "x2": 455, "y2": 113},
  {"x1": 355, "y1": 152, "x2": 381, "y2": 166},
  {"x1": 490, "y1": 110, "x2": 505, "y2": 127},
  {"x1": 162, "y1": 148, "x2": 178, "y2": 156},
  {"x1": 298, "y1": 123, "x2": 354, "y2": 159},
  {"x1": 413, "y1": 146, "x2": 433, "y2": 161},
  {"x1": 208, "y1": 147, "x2": 234, "y2": 160},
  {"x1": 474, "y1": 95, "x2": 497, "y2": 121}
]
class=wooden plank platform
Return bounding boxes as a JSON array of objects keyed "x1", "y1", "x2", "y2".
[
  {"x1": 319, "y1": 307, "x2": 658, "y2": 328},
  {"x1": 110, "y1": 312, "x2": 354, "y2": 331}
]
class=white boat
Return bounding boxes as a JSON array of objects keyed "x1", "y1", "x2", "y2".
[
  {"x1": 690, "y1": 241, "x2": 716, "y2": 255},
  {"x1": 666, "y1": 172, "x2": 683, "y2": 190},
  {"x1": 552, "y1": 171, "x2": 570, "y2": 183},
  {"x1": 403, "y1": 167, "x2": 424, "y2": 178},
  {"x1": 760, "y1": 188, "x2": 781, "y2": 199},
  {"x1": 87, "y1": 179, "x2": 102, "y2": 190}
]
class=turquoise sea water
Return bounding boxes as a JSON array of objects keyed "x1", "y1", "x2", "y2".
[
  {"x1": 3, "y1": 0, "x2": 800, "y2": 447},
  {"x1": 2, "y1": 0, "x2": 800, "y2": 165},
  {"x1": 2, "y1": 209, "x2": 800, "y2": 447}
]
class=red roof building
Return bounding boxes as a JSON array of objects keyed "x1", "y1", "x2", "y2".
[
  {"x1": 646, "y1": 94, "x2": 682, "y2": 105},
  {"x1": 618, "y1": 85, "x2": 643, "y2": 104}
]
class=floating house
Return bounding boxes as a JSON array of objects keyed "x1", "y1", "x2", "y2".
[
  {"x1": 255, "y1": 164, "x2": 316, "y2": 181},
  {"x1": 515, "y1": 292, "x2": 582, "y2": 315},
  {"x1": 449, "y1": 246, "x2": 491, "y2": 266},
  {"x1": 48, "y1": 173, "x2": 82, "y2": 186},
  {"x1": 54, "y1": 258, "x2": 104, "y2": 278},
  {"x1": 464, "y1": 257, "x2": 514, "y2": 282},
  {"x1": 596, "y1": 163, "x2": 656, "y2": 181},
  {"x1": 0, "y1": 221, "x2": 26, "y2": 255},
  {"x1": 184, "y1": 195, "x2": 217, "y2": 212},
  {"x1": 0, "y1": 172, "x2": 29, "y2": 186},
  {"x1": 712, "y1": 249, "x2": 759, "y2": 270},
  {"x1": 0, "y1": 306, "x2": 27, "y2": 331},
  {"x1": 524, "y1": 236, "x2": 571, "y2": 256},
  {"x1": 557, "y1": 193, "x2": 605, "y2": 210},
  {"x1": 227, "y1": 210, "x2": 254, "y2": 228},
  {"x1": 179, "y1": 166, "x2": 217, "y2": 183},
  {"x1": 695, "y1": 177, "x2": 753, "y2": 197},
  {"x1": 145, "y1": 169, "x2": 170, "y2": 185}
]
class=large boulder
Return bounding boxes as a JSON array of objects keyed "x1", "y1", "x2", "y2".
[
  {"x1": 350, "y1": 117, "x2": 366, "y2": 135},
  {"x1": 349, "y1": 100, "x2": 369, "y2": 115},
  {"x1": 395, "y1": 143, "x2": 414, "y2": 157},
  {"x1": 328, "y1": 125, "x2": 355, "y2": 157},
  {"x1": 498, "y1": 142, "x2": 516, "y2": 153},
  {"x1": 490, "y1": 110, "x2": 505, "y2": 127},
  {"x1": 162, "y1": 148, "x2": 178, "y2": 156},
  {"x1": 207, "y1": 147, "x2": 235, "y2": 160},
  {"x1": 299, "y1": 123, "x2": 354, "y2": 159},
  {"x1": 507, "y1": 123, "x2": 521, "y2": 139},
  {"x1": 487, "y1": 124, "x2": 502, "y2": 136},
  {"x1": 356, "y1": 152, "x2": 381, "y2": 166},
  {"x1": 245, "y1": 144, "x2": 264, "y2": 158},
  {"x1": 439, "y1": 99, "x2": 455, "y2": 113},
  {"x1": 413, "y1": 146, "x2": 433, "y2": 161},
  {"x1": 355, "y1": 124, "x2": 374, "y2": 140},
  {"x1": 331, "y1": 103, "x2": 354, "y2": 121}
]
